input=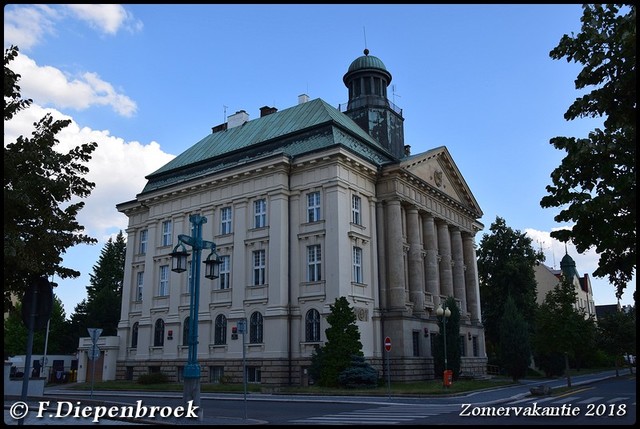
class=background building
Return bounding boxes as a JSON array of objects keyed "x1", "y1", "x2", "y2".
[
  {"x1": 534, "y1": 251, "x2": 597, "y2": 319},
  {"x1": 111, "y1": 50, "x2": 487, "y2": 387}
]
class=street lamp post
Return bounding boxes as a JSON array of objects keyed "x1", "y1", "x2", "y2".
[
  {"x1": 170, "y1": 214, "x2": 221, "y2": 420},
  {"x1": 436, "y1": 304, "x2": 451, "y2": 385}
]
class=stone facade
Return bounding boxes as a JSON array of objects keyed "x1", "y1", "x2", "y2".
[{"x1": 114, "y1": 51, "x2": 487, "y2": 386}]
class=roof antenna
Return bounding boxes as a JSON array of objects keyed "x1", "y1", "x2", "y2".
[
  {"x1": 223, "y1": 105, "x2": 228, "y2": 123},
  {"x1": 363, "y1": 26, "x2": 369, "y2": 55}
]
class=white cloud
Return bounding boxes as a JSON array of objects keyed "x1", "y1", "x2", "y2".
[
  {"x1": 3, "y1": 4, "x2": 142, "y2": 52},
  {"x1": 4, "y1": 103, "x2": 175, "y2": 239},
  {"x1": 3, "y1": 5, "x2": 59, "y2": 51},
  {"x1": 63, "y1": 4, "x2": 143, "y2": 35},
  {"x1": 9, "y1": 53, "x2": 137, "y2": 117}
]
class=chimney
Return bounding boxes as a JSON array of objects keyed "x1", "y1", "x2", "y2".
[
  {"x1": 260, "y1": 106, "x2": 278, "y2": 117},
  {"x1": 404, "y1": 145, "x2": 411, "y2": 156},
  {"x1": 211, "y1": 122, "x2": 228, "y2": 134},
  {"x1": 298, "y1": 94, "x2": 310, "y2": 104},
  {"x1": 228, "y1": 110, "x2": 249, "y2": 129}
]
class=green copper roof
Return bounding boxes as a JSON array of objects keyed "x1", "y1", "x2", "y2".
[
  {"x1": 347, "y1": 49, "x2": 388, "y2": 73},
  {"x1": 141, "y1": 98, "x2": 395, "y2": 194}
]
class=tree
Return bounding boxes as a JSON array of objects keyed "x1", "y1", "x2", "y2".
[
  {"x1": 68, "y1": 232, "x2": 126, "y2": 346},
  {"x1": 309, "y1": 297, "x2": 363, "y2": 387},
  {"x1": 4, "y1": 294, "x2": 74, "y2": 357},
  {"x1": 4, "y1": 45, "x2": 98, "y2": 313},
  {"x1": 531, "y1": 274, "x2": 597, "y2": 387},
  {"x1": 476, "y1": 216, "x2": 543, "y2": 364},
  {"x1": 540, "y1": 4, "x2": 636, "y2": 300},
  {"x1": 433, "y1": 296, "x2": 461, "y2": 380},
  {"x1": 499, "y1": 296, "x2": 531, "y2": 381},
  {"x1": 597, "y1": 308, "x2": 636, "y2": 375}
]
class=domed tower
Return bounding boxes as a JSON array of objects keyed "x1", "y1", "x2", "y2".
[
  {"x1": 560, "y1": 251, "x2": 579, "y2": 281},
  {"x1": 343, "y1": 49, "x2": 406, "y2": 159}
]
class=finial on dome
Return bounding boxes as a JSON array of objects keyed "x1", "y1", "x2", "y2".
[{"x1": 363, "y1": 48, "x2": 369, "y2": 56}]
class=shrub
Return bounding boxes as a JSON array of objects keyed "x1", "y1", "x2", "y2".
[
  {"x1": 338, "y1": 355, "x2": 378, "y2": 389},
  {"x1": 137, "y1": 372, "x2": 169, "y2": 384}
]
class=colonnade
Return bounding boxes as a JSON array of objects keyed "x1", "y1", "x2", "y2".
[{"x1": 382, "y1": 200, "x2": 481, "y2": 323}]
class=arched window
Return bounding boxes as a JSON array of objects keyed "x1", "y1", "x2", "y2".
[
  {"x1": 182, "y1": 317, "x2": 190, "y2": 346},
  {"x1": 249, "y1": 312, "x2": 263, "y2": 344},
  {"x1": 214, "y1": 315, "x2": 227, "y2": 345},
  {"x1": 131, "y1": 322, "x2": 139, "y2": 348},
  {"x1": 305, "y1": 309, "x2": 321, "y2": 342},
  {"x1": 154, "y1": 319, "x2": 165, "y2": 347}
]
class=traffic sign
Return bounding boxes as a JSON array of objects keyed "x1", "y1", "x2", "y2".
[
  {"x1": 87, "y1": 328, "x2": 103, "y2": 344},
  {"x1": 88, "y1": 344, "x2": 100, "y2": 360},
  {"x1": 237, "y1": 319, "x2": 247, "y2": 334},
  {"x1": 384, "y1": 336, "x2": 391, "y2": 352}
]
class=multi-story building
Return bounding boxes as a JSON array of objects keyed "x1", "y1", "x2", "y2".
[
  {"x1": 534, "y1": 251, "x2": 597, "y2": 319},
  {"x1": 112, "y1": 50, "x2": 487, "y2": 387}
]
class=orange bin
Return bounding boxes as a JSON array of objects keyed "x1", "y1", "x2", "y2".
[{"x1": 443, "y1": 370, "x2": 453, "y2": 387}]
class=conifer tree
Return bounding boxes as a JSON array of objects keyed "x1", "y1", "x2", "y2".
[{"x1": 310, "y1": 297, "x2": 363, "y2": 387}]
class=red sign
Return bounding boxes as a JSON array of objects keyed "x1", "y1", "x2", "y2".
[{"x1": 384, "y1": 336, "x2": 391, "y2": 352}]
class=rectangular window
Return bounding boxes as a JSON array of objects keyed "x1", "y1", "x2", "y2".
[
  {"x1": 219, "y1": 255, "x2": 231, "y2": 290},
  {"x1": 412, "y1": 331, "x2": 420, "y2": 357},
  {"x1": 352, "y1": 246, "x2": 363, "y2": 283},
  {"x1": 139, "y1": 229, "x2": 148, "y2": 254},
  {"x1": 472, "y1": 336, "x2": 479, "y2": 357},
  {"x1": 352, "y1": 195, "x2": 361, "y2": 225},
  {"x1": 459, "y1": 335, "x2": 466, "y2": 357},
  {"x1": 252, "y1": 249, "x2": 266, "y2": 285},
  {"x1": 210, "y1": 366, "x2": 224, "y2": 384},
  {"x1": 307, "y1": 191, "x2": 321, "y2": 222},
  {"x1": 161, "y1": 220, "x2": 172, "y2": 246},
  {"x1": 159, "y1": 265, "x2": 169, "y2": 296},
  {"x1": 136, "y1": 271, "x2": 144, "y2": 301},
  {"x1": 254, "y1": 199, "x2": 266, "y2": 228},
  {"x1": 220, "y1": 207, "x2": 232, "y2": 235},
  {"x1": 247, "y1": 366, "x2": 261, "y2": 383},
  {"x1": 307, "y1": 245, "x2": 322, "y2": 282}
]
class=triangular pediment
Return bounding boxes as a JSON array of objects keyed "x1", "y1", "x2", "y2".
[{"x1": 400, "y1": 146, "x2": 482, "y2": 217}]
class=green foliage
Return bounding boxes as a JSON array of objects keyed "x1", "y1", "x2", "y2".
[
  {"x1": 498, "y1": 296, "x2": 531, "y2": 381},
  {"x1": 477, "y1": 216, "x2": 543, "y2": 362},
  {"x1": 3, "y1": 45, "x2": 98, "y2": 313},
  {"x1": 338, "y1": 354, "x2": 379, "y2": 388},
  {"x1": 596, "y1": 308, "x2": 636, "y2": 369},
  {"x1": 68, "y1": 232, "x2": 126, "y2": 345},
  {"x1": 540, "y1": 4, "x2": 636, "y2": 299},
  {"x1": 310, "y1": 297, "x2": 364, "y2": 387},
  {"x1": 433, "y1": 296, "x2": 461, "y2": 380},
  {"x1": 137, "y1": 372, "x2": 169, "y2": 385},
  {"x1": 3, "y1": 295, "x2": 75, "y2": 356},
  {"x1": 531, "y1": 274, "x2": 598, "y2": 376}
]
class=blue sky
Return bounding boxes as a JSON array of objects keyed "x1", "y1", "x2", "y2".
[{"x1": 4, "y1": 4, "x2": 634, "y2": 319}]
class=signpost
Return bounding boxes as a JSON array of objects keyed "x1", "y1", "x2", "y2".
[
  {"x1": 237, "y1": 319, "x2": 247, "y2": 420},
  {"x1": 87, "y1": 328, "x2": 102, "y2": 398},
  {"x1": 384, "y1": 336, "x2": 391, "y2": 398}
]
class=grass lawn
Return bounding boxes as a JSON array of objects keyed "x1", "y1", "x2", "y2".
[{"x1": 59, "y1": 377, "x2": 515, "y2": 396}]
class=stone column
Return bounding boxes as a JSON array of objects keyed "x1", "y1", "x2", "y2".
[
  {"x1": 436, "y1": 219, "x2": 453, "y2": 299},
  {"x1": 463, "y1": 232, "x2": 481, "y2": 323},
  {"x1": 406, "y1": 207, "x2": 425, "y2": 315},
  {"x1": 376, "y1": 202, "x2": 387, "y2": 309},
  {"x1": 450, "y1": 227, "x2": 467, "y2": 317},
  {"x1": 422, "y1": 213, "x2": 439, "y2": 303},
  {"x1": 385, "y1": 200, "x2": 406, "y2": 310}
]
